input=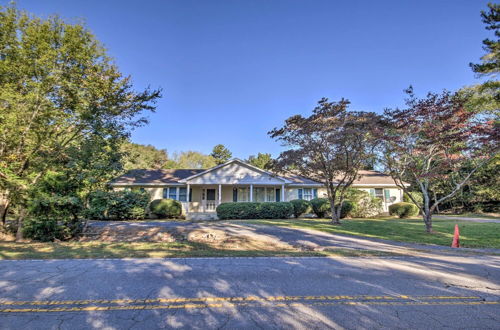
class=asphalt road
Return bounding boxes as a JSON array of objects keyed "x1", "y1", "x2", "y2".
[{"x1": 1, "y1": 255, "x2": 499, "y2": 329}]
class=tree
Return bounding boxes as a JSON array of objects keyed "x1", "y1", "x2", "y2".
[
  {"x1": 381, "y1": 88, "x2": 498, "y2": 232},
  {"x1": 0, "y1": 5, "x2": 161, "y2": 236},
  {"x1": 269, "y1": 98, "x2": 382, "y2": 224},
  {"x1": 470, "y1": 3, "x2": 499, "y2": 75},
  {"x1": 247, "y1": 153, "x2": 273, "y2": 170},
  {"x1": 210, "y1": 144, "x2": 232, "y2": 165},
  {"x1": 166, "y1": 151, "x2": 216, "y2": 169},
  {"x1": 120, "y1": 142, "x2": 169, "y2": 171}
]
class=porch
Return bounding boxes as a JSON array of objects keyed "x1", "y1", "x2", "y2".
[{"x1": 185, "y1": 184, "x2": 286, "y2": 214}]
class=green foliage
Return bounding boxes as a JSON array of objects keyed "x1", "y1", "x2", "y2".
[
  {"x1": 24, "y1": 195, "x2": 83, "y2": 241},
  {"x1": 310, "y1": 198, "x2": 330, "y2": 218},
  {"x1": 470, "y1": 3, "x2": 499, "y2": 75},
  {"x1": 340, "y1": 200, "x2": 354, "y2": 219},
  {"x1": 216, "y1": 202, "x2": 293, "y2": 220},
  {"x1": 403, "y1": 191, "x2": 423, "y2": 207},
  {"x1": 165, "y1": 151, "x2": 216, "y2": 169},
  {"x1": 389, "y1": 202, "x2": 419, "y2": 219},
  {"x1": 85, "y1": 190, "x2": 150, "y2": 220},
  {"x1": 149, "y1": 199, "x2": 182, "y2": 218},
  {"x1": 210, "y1": 144, "x2": 232, "y2": 165},
  {"x1": 120, "y1": 142, "x2": 169, "y2": 171},
  {"x1": 290, "y1": 199, "x2": 311, "y2": 218},
  {"x1": 247, "y1": 153, "x2": 273, "y2": 170},
  {"x1": 0, "y1": 4, "x2": 160, "y2": 234},
  {"x1": 345, "y1": 188, "x2": 382, "y2": 218}
]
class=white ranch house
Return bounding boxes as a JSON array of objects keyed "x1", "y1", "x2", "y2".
[{"x1": 110, "y1": 159, "x2": 407, "y2": 220}]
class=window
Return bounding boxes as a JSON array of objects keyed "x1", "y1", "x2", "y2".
[
  {"x1": 298, "y1": 188, "x2": 317, "y2": 201},
  {"x1": 237, "y1": 187, "x2": 249, "y2": 202},
  {"x1": 255, "y1": 187, "x2": 265, "y2": 202},
  {"x1": 266, "y1": 188, "x2": 275, "y2": 202},
  {"x1": 163, "y1": 187, "x2": 179, "y2": 200},
  {"x1": 178, "y1": 187, "x2": 187, "y2": 202},
  {"x1": 374, "y1": 188, "x2": 384, "y2": 201}
]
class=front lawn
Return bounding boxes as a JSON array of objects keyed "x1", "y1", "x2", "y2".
[
  {"x1": 0, "y1": 240, "x2": 394, "y2": 260},
  {"x1": 241, "y1": 217, "x2": 500, "y2": 249}
]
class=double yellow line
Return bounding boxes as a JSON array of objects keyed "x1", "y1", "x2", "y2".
[{"x1": 0, "y1": 295, "x2": 496, "y2": 313}]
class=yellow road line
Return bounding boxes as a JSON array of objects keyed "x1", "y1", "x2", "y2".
[
  {"x1": 0, "y1": 300, "x2": 497, "y2": 313},
  {"x1": 0, "y1": 295, "x2": 482, "y2": 306}
]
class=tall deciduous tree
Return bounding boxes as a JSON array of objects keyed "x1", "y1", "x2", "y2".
[
  {"x1": 166, "y1": 151, "x2": 216, "y2": 169},
  {"x1": 381, "y1": 88, "x2": 498, "y2": 232},
  {"x1": 121, "y1": 142, "x2": 169, "y2": 171},
  {"x1": 0, "y1": 5, "x2": 161, "y2": 233},
  {"x1": 210, "y1": 144, "x2": 232, "y2": 165},
  {"x1": 247, "y1": 153, "x2": 273, "y2": 170},
  {"x1": 269, "y1": 98, "x2": 382, "y2": 224}
]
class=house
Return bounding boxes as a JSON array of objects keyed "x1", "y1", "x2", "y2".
[{"x1": 109, "y1": 159, "x2": 407, "y2": 220}]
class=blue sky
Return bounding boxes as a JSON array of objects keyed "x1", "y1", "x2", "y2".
[{"x1": 5, "y1": 0, "x2": 491, "y2": 158}]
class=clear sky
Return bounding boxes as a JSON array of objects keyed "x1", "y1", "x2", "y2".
[{"x1": 4, "y1": 0, "x2": 492, "y2": 158}]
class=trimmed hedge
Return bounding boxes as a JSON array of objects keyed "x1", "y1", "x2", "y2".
[
  {"x1": 216, "y1": 202, "x2": 293, "y2": 220},
  {"x1": 403, "y1": 191, "x2": 423, "y2": 207},
  {"x1": 290, "y1": 199, "x2": 311, "y2": 218},
  {"x1": 340, "y1": 200, "x2": 354, "y2": 219},
  {"x1": 310, "y1": 198, "x2": 330, "y2": 218},
  {"x1": 150, "y1": 199, "x2": 182, "y2": 218},
  {"x1": 389, "y1": 202, "x2": 419, "y2": 218}
]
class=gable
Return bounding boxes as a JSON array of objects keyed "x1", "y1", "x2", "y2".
[{"x1": 183, "y1": 161, "x2": 287, "y2": 185}]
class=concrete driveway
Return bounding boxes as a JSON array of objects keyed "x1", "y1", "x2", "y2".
[{"x1": 0, "y1": 255, "x2": 499, "y2": 329}]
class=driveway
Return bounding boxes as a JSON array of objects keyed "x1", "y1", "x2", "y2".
[{"x1": 0, "y1": 255, "x2": 499, "y2": 329}]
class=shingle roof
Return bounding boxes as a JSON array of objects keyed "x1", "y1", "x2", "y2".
[
  {"x1": 351, "y1": 170, "x2": 398, "y2": 185},
  {"x1": 110, "y1": 169, "x2": 205, "y2": 185}
]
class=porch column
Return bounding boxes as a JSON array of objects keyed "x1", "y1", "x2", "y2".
[
  {"x1": 250, "y1": 184, "x2": 253, "y2": 202},
  {"x1": 186, "y1": 184, "x2": 190, "y2": 213},
  {"x1": 281, "y1": 184, "x2": 285, "y2": 202},
  {"x1": 218, "y1": 184, "x2": 222, "y2": 205}
]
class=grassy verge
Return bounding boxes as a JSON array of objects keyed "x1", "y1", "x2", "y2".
[
  {"x1": 0, "y1": 241, "x2": 395, "y2": 260},
  {"x1": 240, "y1": 218, "x2": 500, "y2": 249}
]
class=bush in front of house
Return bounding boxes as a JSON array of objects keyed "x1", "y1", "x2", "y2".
[
  {"x1": 290, "y1": 199, "x2": 311, "y2": 218},
  {"x1": 389, "y1": 202, "x2": 419, "y2": 218},
  {"x1": 403, "y1": 191, "x2": 423, "y2": 208},
  {"x1": 149, "y1": 198, "x2": 182, "y2": 218},
  {"x1": 310, "y1": 198, "x2": 330, "y2": 218},
  {"x1": 216, "y1": 202, "x2": 293, "y2": 219},
  {"x1": 345, "y1": 188, "x2": 382, "y2": 218},
  {"x1": 340, "y1": 200, "x2": 354, "y2": 219},
  {"x1": 259, "y1": 202, "x2": 294, "y2": 219},
  {"x1": 23, "y1": 195, "x2": 83, "y2": 241},
  {"x1": 85, "y1": 190, "x2": 150, "y2": 220}
]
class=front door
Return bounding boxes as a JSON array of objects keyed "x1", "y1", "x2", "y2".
[{"x1": 202, "y1": 188, "x2": 217, "y2": 212}]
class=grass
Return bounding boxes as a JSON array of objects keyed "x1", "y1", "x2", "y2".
[
  {"x1": 435, "y1": 213, "x2": 499, "y2": 220},
  {"x1": 0, "y1": 240, "x2": 394, "y2": 260},
  {"x1": 240, "y1": 217, "x2": 500, "y2": 249}
]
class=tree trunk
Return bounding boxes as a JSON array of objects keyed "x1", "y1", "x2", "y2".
[
  {"x1": 423, "y1": 212, "x2": 433, "y2": 233},
  {"x1": 0, "y1": 192, "x2": 9, "y2": 226},
  {"x1": 16, "y1": 209, "x2": 26, "y2": 241},
  {"x1": 329, "y1": 198, "x2": 341, "y2": 225}
]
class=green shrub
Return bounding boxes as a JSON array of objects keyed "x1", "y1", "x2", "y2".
[
  {"x1": 403, "y1": 191, "x2": 423, "y2": 208},
  {"x1": 290, "y1": 199, "x2": 311, "y2": 218},
  {"x1": 340, "y1": 200, "x2": 354, "y2": 219},
  {"x1": 310, "y1": 198, "x2": 330, "y2": 218},
  {"x1": 150, "y1": 199, "x2": 182, "y2": 218},
  {"x1": 389, "y1": 202, "x2": 419, "y2": 218},
  {"x1": 85, "y1": 190, "x2": 150, "y2": 220},
  {"x1": 216, "y1": 202, "x2": 293, "y2": 220},
  {"x1": 24, "y1": 195, "x2": 83, "y2": 241},
  {"x1": 259, "y1": 202, "x2": 293, "y2": 219},
  {"x1": 345, "y1": 189, "x2": 382, "y2": 218}
]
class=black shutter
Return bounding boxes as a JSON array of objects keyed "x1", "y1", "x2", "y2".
[{"x1": 233, "y1": 188, "x2": 238, "y2": 202}]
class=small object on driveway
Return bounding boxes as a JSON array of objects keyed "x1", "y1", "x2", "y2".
[{"x1": 451, "y1": 224, "x2": 460, "y2": 248}]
